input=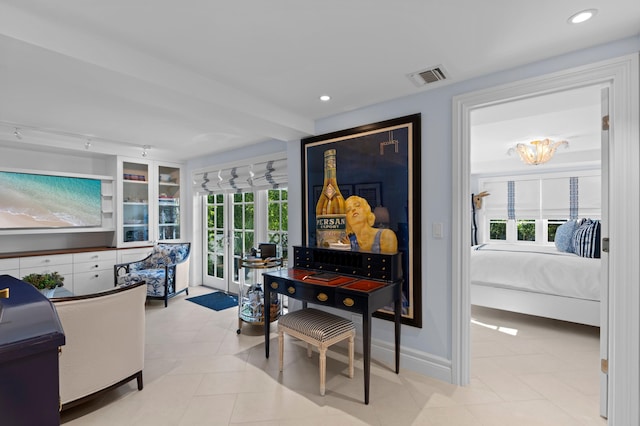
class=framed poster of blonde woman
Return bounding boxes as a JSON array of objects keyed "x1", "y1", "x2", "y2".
[{"x1": 302, "y1": 114, "x2": 422, "y2": 328}]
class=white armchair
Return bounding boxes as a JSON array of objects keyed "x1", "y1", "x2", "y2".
[
  {"x1": 53, "y1": 282, "x2": 146, "y2": 410},
  {"x1": 114, "y1": 243, "x2": 191, "y2": 307}
]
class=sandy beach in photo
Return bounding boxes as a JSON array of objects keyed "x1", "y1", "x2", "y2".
[{"x1": 0, "y1": 211, "x2": 74, "y2": 229}]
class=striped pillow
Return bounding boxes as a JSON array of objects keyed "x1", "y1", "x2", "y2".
[{"x1": 572, "y1": 219, "x2": 601, "y2": 258}]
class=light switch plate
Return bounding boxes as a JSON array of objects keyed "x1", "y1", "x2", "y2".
[{"x1": 433, "y1": 222, "x2": 444, "y2": 239}]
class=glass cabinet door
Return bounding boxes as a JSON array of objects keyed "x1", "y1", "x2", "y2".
[
  {"x1": 122, "y1": 162, "x2": 150, "y2": 243},
  {"x1": 158, "y1": 165, "x2": 180, "y2": 241}
]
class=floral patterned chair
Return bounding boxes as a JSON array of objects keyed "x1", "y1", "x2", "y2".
[{"x1": 114, "y1": 243, "x2": 190, "y2": 307}]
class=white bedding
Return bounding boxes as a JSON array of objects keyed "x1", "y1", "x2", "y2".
[{"x1": 471, "y1": 243, "x2": 601, "y2": 301}]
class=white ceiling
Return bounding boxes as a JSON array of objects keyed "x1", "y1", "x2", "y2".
[
  {"x1": 0, "y1": 1, "x2": 639, "y2": 161},
  {"x1": 470, "y1": 85, "x2": 603, "y2": 175}
]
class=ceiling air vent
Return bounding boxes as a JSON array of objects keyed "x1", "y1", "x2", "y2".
[{"x1": 407, "y1": 66, "x2": 448, "y2": 87}]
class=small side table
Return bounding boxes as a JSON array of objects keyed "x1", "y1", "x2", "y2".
[{"x1": 237, "y1": 257, "x2": 282, "y2": 334}]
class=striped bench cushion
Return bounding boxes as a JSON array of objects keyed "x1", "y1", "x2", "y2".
[{"x1": 279, "y1": 308, "x2": 355, "y2": 343}]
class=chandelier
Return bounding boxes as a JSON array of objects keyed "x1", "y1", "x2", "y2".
[{"x1": 511, "y1": 139, "x2": 568, "y2": 165}]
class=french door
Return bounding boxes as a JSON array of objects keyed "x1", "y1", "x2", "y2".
[{"x1": 203, "y1": 189, "x2": 288, "y2": 294}]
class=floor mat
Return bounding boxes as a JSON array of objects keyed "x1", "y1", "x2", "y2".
[{"x1": 186, "y1": 291, "x2": 238, "y2": 311}]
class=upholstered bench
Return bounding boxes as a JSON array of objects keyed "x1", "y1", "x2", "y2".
[{"x1": 278, "y1": 308, "x2": 356, "y2": 396}]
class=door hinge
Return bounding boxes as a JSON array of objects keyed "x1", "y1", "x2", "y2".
[
  {"x1": 602, "y1": 115, "x2": 610, "y2": 131},
  {"x1": 602, "y1": 237, "x2": 609, "y2": 253},
  {"x1": 601, "y1": 358, "x2": 608, "y2": 374}
]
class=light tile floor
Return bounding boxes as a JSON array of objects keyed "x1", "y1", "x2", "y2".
[{"x1": 61, "y1": 286, "x2": 606, "y2": 425}]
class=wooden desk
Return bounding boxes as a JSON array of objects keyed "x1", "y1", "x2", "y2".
[{"x1": 263, "y1": 246, "x2": 402, "y2": 404}]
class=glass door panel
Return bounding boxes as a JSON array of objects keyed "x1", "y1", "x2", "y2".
[
  {"x1": 267, "y1": 188, "x2": 288, "y2": 264},
  {"x1": 158, "y1": 165, "x2": 180, "y2": 241},
  {"x1": 122, "y1": 162, "x2": 149, "y2": 243},
  {"x1": 232, "y1": 192, "x2": 255, "y2": 292},
  {"x1": 204, "y1": 194, "x2": 226, "y2": 290}
]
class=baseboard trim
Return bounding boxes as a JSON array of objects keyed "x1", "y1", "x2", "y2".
[{"x1": 371, "y1": 337, "x2": 452, "y2": 383}]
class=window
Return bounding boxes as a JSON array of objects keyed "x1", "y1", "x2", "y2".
[
  {"x1": 489, "y1": 219, "x2": 507, "y2": 240},
  {"x1": 547, "y1": 219, "x2": 566, "y2": 242},
  {"x1": 479, "y1": 171, "x2": 600, "y2": 245},
  {"x1": 517, "y1": 220, "x2": 536, "y2": 241}
]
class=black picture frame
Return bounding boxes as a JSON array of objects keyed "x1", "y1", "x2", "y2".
[{"x1": 301, "y1": 114, "x2": 422, "y2": 328}]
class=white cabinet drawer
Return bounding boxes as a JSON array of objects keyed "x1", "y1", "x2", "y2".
[
  {"x1": 0, "y1": 257, "x2": 20, "y2": 278},
  {"x1": 0, "y1": 258, "x2": 19, "y2": 271},
  {"x1": 73, "y1": 260, "x2": 115, "y2": 274},
  {"x1": 20, "y1": 263, "x2": 73, "y2": 276},
  {"x1": 20, "y1": 254, "x2": 73, "y2": 269},
  {"x1": 1, "y1": 269, "x2": 20, "y2": 278},
  {"x1": 73, "y1": 270, "x2": 115, "y2": 295},
  {"x1": 73, "y1": 250, "x2": 117, "y2": 264}
]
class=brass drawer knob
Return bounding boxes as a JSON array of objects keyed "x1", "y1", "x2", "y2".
[
  {"x1": 287, "y1": 286, "x2": 296, "y2": 294},
  {"x1": 343, "y1": 298, "x2": 355, "y2": 307},
  {"x1": 270, "y1": 282, "x2": 279, "y2": 289},
  {"x1": 317, "y1": 293, "x2": 328, "y2": 302}
]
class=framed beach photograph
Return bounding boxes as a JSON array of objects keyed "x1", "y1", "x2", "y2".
[{"x1": 301, "y1": 114, "x2": 422, "y2": 328}]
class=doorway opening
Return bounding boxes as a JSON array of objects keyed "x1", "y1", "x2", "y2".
[
  {"x1": 467, "y1": 84, "x2": 606, "y2": 418},
  {"x1": 451, "y1": 55, "x2": 640, "y2": 423}
]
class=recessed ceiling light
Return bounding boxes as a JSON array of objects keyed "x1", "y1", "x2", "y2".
[
  {"x1": 319, "y1": 95, "x2": 331, "y2": 102},
  {"x1": 568, "y1": 9, "x2": 597, "y2": 24}
]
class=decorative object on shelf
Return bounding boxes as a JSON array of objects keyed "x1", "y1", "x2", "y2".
[
  {"x1": 21, "y1": 272, "x2": 64, "y2": 298},
  {"x1": 509, "y1": 138, "x2": 569, "y2": 165}
]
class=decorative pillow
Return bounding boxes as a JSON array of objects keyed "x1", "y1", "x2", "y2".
[
  {"x1": 572, "y1": 219, "x2": 601, "y2": 258},
  {"x1": 554, "y1": 220, "x2": 577, "y2": 253}
]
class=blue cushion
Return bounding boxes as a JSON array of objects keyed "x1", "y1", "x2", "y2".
[
  {"x1": 554, "y1": 220, "x2": 577, "y2": 253},
  {"x1": 118, "y1": 269, "x2": 171, "y2": 296},
  {"x1": 572, "y1": 219, "x2": 601, "y2": 258}
]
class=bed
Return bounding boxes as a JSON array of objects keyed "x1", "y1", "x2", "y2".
[{"x1": 470, "y1": 243, "x2": 602, "y2": 326}]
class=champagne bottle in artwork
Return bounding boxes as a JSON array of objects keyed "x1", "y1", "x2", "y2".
[{"x1": 315, "y1": 149, "x2": 346, "y2": 247}]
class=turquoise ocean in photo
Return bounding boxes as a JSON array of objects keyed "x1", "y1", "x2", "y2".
[{"x1": 0, "y1": 171, "x2": 102, "y2": 228}]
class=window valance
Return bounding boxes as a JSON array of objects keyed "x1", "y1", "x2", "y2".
[{"x1": 193, "y1": 157, "x2": 287, "y2": 194}]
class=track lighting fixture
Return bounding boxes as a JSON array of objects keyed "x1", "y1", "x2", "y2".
[
  {"x1": 85, "y1": 139, "x2": 92, "y2": 150},
  {"x1": 13, "y1": 128, "x2": 22, "y2": 140},
  {"x1": 142, "y1": 145, "x2": 150, "y2": 157}
]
